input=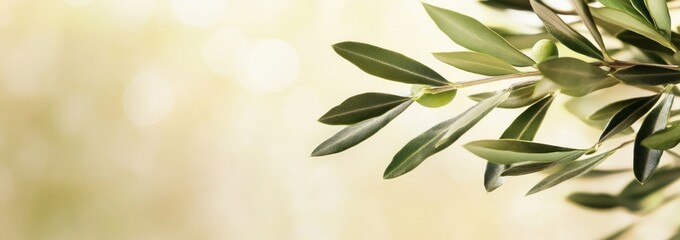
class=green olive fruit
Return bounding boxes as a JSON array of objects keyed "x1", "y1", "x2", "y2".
[
  {"x1": 411, "y1": 85, "x2": 456, "y2": 108},
  {"x1": 531, "y1": 39, "x2": 559, "y2": 63}
]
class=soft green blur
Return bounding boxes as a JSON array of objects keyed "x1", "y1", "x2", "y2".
[{"x1": 0, "y1": 0, "x2": 679, "y2": 239}]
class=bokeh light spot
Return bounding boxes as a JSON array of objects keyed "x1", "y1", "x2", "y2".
[
  {"x1": 203, "y1": 27, "x2": 250, "y2": 76},
  {"x1": 241, "y1": 39, "x2": 299, "y2": 94},
  {"x1": 171, "y1": 0, "x2": 226, "y2": 27},
  {"x1": 123, "y1": 71, "x2": 175, "y2": 126}
]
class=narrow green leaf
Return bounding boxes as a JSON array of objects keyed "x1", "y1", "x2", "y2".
[
  {"x1": 433, "y1": 52, "x2": 519, "y2": 76},
  {"x1": 383, "y1": 91, "x2": 509, "y2": 179},
  {"x1": 311, "y1": 100, "x2": 412, "y2": 156},
  {"x1": 469, "y1": 81, "x2": 546, "y2": 108},
  {"x1": 527, "y1": 150, "x2": 616, "y2": 195},
  {"x1": 568, "y1": 192, "x2": 621, "y2": 209},
  {"x1": 634, "y1": 91, "x2": 673, "y2": 183},
  {"x1": 479, "y1": 0, "x2": 533, "y2": 11},
  {"x1": 465, "y1": 139, "x2": 586, "y2": 165},
  {"x1": 642, "y1": 120, "x2": 680, "y2": 149},
  {"x1": 589, "y1": 97, "x2": 650, "y2": 121},
  {"x1": 617, "y1": 30, "x2": 673, "y2": 54},
  {"x1": 500, "y1": 151, "x2": 585, "y2": 176},
  {"x1": 485, "y1": 95, "x2": 555, "y2": 191},
  {"x1": 423, "y1": 3, "x2": 535, "y2": 67},
  {"x1": 613, "y1": 65, "x2": 680, "y2": 86},
  {"x1": 620, "y1": 166, "x2": 680, "y2": 199},
  {"x1": 572, "y1": 0, "x2": 608, "y2": 57},
  {"x1": 599, "y1": 94, "x2": 661, "y2": 142},
  {"x1": 644, "y1": 0, "x2": 671, "y2": 37},
  {"x1": 591, "y1": 7, "x2": 675, "y2": 51},
  {"x1": 318, "y1": 93, "x2": 410, "y2": 125},
  {"x1": 497, "y1": 31, "x2": 556, "y2": 50},
  {"x1": 530, "y1": 0, "x2": 604, "y2": 60},
  {"x1": 598, "y1": 0, "x2": 650, "y2": 24},
  {"x1": 630, "y1": 0, "x2": 654, "y2": 24},
  {"x1": 333, "y1": 42, "x2": 449, "y2": 86},
  {"x1": 537, "y1": 57, "x2": 615, "y2": 97},
  {"x1": 436, "y1": 90, "x2": 510, "y2": 146}
]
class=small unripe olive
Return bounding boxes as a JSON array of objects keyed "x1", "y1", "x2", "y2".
[
  {"x1": 531, "y1": 39, "x2": 559, "y2": 63},
  {"x1": 411, "y1": 85, "x2": 456, "y2": 108}
]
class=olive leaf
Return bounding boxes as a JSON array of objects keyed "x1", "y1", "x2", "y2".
[
  {"x1": 318, "y1": 93, "x2": 411, "y2": 125},
  {"x1": 644, "y1": 0, "x2": 671, "y2": 37},
  {"x1": 333, "y1": 41, "x2": 449, "y2": 86},
  {"x1": 589, "y1": 97, "x2": 650, "y2": 121},
  {"x1": 423, "y1": 3, "x2": 535, "y2": 67},
  {"x1": 527, "y1": 149, "x2": 617, "y2": 195},
  {"x1": 598, "y1": 0, "x2": 650, "y2": 24},
  {"x1": 634, "y1": 91, "x2": 673, "y2": 183},
  {"x1": 530, "y1": 0, "x2": 604, "y2": 60},
  {"x1": 591, "y1": 7, "x2": 675, "y2": 51},
  {"x1": 642, "y1": 120, "x2": 680, "y2": 149},
  {"x1": 479, "y1": 0, "x2": 533, "y2": 11},
  {"x1": 630, "y1": 0, "x2": 654, "y2": 24},
  {"x1": 465, "y1": 139, "x2": 586, "y2": 165},
  {"x1": 383, "y1": 90, "x2": 510, "y2": 179},
  {"x1": 311, "y1": 100, "x2": 413, "y2": 156},
  {"x1": 469, "y1": 81, "x2": 545, "y2": 108},
  {"x1": 580, "y1": 168, "x2": 630, "y2": 178},
  {"x1": 620, "y1": 166, "x2": 680, "y2": 200},
  {"x1": 568, "y1": 192, "x2": 621, "y2": 209},
  {"x1": 433, "y1": 52, "x2": 519, "y2": 76},
  {"x1": 485, "y1": 95, "x2": 555, "y2": 192},
  {"x1": 599, "y1": 94, "x2": 661, "y2": 143},
  {"x1": 571, "y1": 0, "x2": 608, "y2": 58},
  {"x1": 613, "y1": 65, "x2": 680, "y2": 86},
  {"x1": 617, "y1": 30, "x2": 673, "y2": 54},
  {"x1": 537, "y1": 57, "x2": 616, "y2": 97}
]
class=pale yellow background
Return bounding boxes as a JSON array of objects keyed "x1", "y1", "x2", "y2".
[{"x1": 0, "y1": 0, "x2": 679, "y2": 239}]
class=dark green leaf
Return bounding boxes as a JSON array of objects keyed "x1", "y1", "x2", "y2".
[
  {"x1": 383, "y1": 91, "x2": 509, "y2": 179},
  {"x1": 598, "y1": 0, "x2": 650, "y2": 24},
  {"x1": 433, "y1": 52, "x2": 519, "y2": 76},
  {"x1": 572, "y1": 0, "x2": 608, "y2": 57},
  {"x1": 591, "y1": 7, "x2": 675, "y2": 51},
  {"x1": 423, "y1": 3, "x2": 535, "y2": 67},
  {"x1": 479, "y1": 0, "x2": 533, "y2": 11},
  {"x1": 568, "y1": 192, "x2": 621, "y2": 209},
  {"x1": 642, "y1": 120, "x2": 680, "y2": 149},
  {"x1": 630, "y1": 0, "x2": 654, "y2": 24},
  {"x1": 530, "y1": 0, "x2": 604, "y2": 60},
  {"x1": 333, "y1": 42, "x2": 449, "y2": 86},
  {"x1": 589, "y1": 97, "x2": 650, "y2": 121},
  {"x1": 318, "y1": 93, "x2": 411, "y2": 125},
  {"x1": 644, "y1": 0, "x2": 671, "y2": 37},
  {"x1": 634, "y1": 91, "x2": 673, "y2": 183},
  {"x1": 527, "y1": 150, "x2": 616, "y2": 195},
  {"x1": 599, "y1": 94, "x2": 661, "y2": 142},
  {"x1": 311, "y1": 100, "x2": 412, "y2": 156},
  {"x1": 485, "y1": 95, "x2": 555, "y2": 191},
  {"x1": 620, "y1": 166, "x2": 680, "y2": 199},
  {"x1": 537, "y1": 57, "x2": 615, "y2": 97},
  {"x1": 613, "y1": 65, "x2": 680, "y2": 86},
  {"x1": 469, "y1": 81, "x2": 545, "y2": 108},
  {"x1": 617, "y1": 30, "x2": 673, "y2": 54},
  {"x1": 465, "y1": 139, "x2": 586, "y2": 165}
]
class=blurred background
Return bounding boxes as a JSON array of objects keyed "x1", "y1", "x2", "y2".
[{"x1": 0, "y1": 0, "x2": 679, "y2": 239}]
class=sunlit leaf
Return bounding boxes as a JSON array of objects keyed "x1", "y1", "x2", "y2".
[
  {"x1": 433, "y1": 51, "x2": 519, "y2": 76},
  {"x1": 644, "y1": 0, "x2": 671, "y2": 37},
  {"x1": 469, "y1": 81, "x2": 545, "y2": 108},
  {"x1": 423, "y1": 3, "x2": 535, "y2": 66},
  {"x1": 572, "y1": 0, "x2": 608, "y2": 57},
  {"x1": 591, "y1": 7, "x2": 675, "y2": 51},
  {"x1": 383, "y1": 91, "x2": 509, "y2": 179},
  {"x1": 501, "y1": 152, "x2": 585, "y2": 176},
  {"x1": 634, "y1": 92, "x2": 674, "y2": 183},
  {"x1": 311, "y1": 100, "x2": 413, "y2": 156},
  {"x1": 537, "y1": 57, "x2": 616, "y2": 97},
  {"x1": 333, "y1": 41, "x2": 449, "y2": 86},
  {"x1": 617, "y1": 30, "x2": 673, "y2": 54},
  {"x1": 527, "y1": 150, "x2": 616, "y2": 195},
  {"x1": 568, "y1": 192, "x2": 621, "y2": 209},
  {"x1": 318, "y1": 93, "x2": 411, "y2": 125},
  {"x1": 465, "y1": 139, "x2": 586, "y2": 165},
  {"x1": 598, "y1": 0, "x2": 649, "y2": 24},
  {"x1": 613, "y1": 65, "x2": 680, "y2": 85},
  {"x1": 530, "y1": 0, "x2": 604, "y2": 60},
  {"x1": 642, "y1": 120, "x2": 680, "y2": 149},
  {"x1": 630, "y1": 0, "x2": 654, "y2": 24},
  {"x1": 599, "y1": 94, "x2": 660, "y2": 142}
]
